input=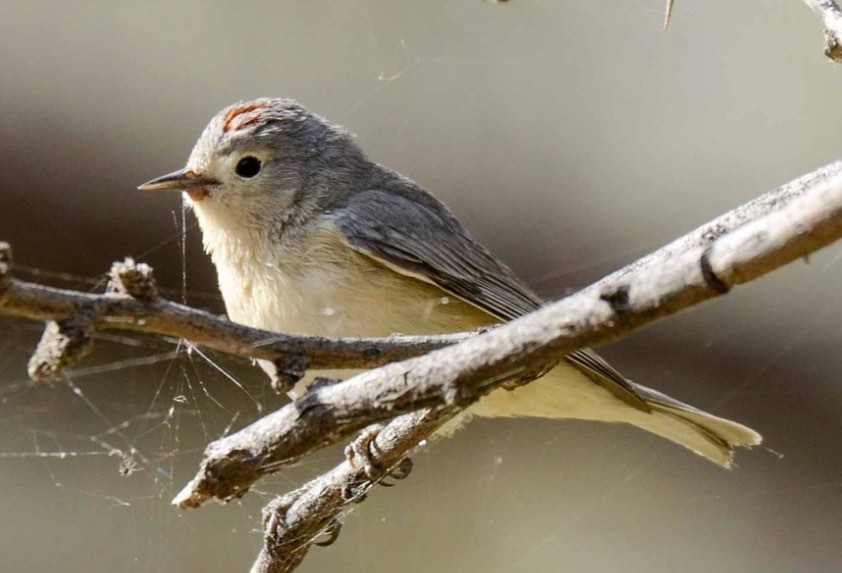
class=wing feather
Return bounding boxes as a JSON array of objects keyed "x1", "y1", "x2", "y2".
[{"x1": 325, "y1": 187, "x2": 648, "y2": 411}]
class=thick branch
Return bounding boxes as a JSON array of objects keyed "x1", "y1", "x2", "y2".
[
  {"x1": 803, "y1": 0, "x2": 842, "y2": 61},
  {"x1": 173, "y1": 160, "x2": 842, "y2": 511}
]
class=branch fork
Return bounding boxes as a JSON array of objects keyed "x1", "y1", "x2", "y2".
[{"x1": 24, "y1": 257, "x2": 160, "y2": 381}]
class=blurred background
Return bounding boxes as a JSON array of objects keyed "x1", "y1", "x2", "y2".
[{"x1": 1, "y1": 1, "x2": 841, "y2": 572}]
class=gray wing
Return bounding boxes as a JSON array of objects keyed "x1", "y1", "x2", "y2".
[
  {"x1": 326, "y1": 189, "x2": 540, "y2": 319},
  {"x1": 325, "y1": 188, "x2": 649, "y2": 411}
]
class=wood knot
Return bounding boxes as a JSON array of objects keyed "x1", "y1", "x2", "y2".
[
  {"x1": 272, "y1": 354, "x2": 308, "y2": 394},
  {"x1": 107, "y1": 258, "x2": 158, "y2": 301},
  {"x1": 600, "y1": 285, "x2": 631, "y2": 314},
  {"x1": 28, "y1": 314, "x2": 95, "y2": 381}
]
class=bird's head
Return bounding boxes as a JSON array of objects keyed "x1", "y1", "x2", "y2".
[{"x1": 139, "y1": 98, "x2": 366, "y2": 232}]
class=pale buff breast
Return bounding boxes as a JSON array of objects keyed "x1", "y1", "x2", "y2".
[{"x1": 212, "y1": 224, "x2": 498, "y2": 339}]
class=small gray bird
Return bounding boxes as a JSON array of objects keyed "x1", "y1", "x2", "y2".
[{"x1": 139, "y1": 98, "x2": 760, "y2": 466}]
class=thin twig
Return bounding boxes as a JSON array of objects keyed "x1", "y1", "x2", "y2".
[{"x1": 0, "y1": 272, "x2": 471, "y2": 370}]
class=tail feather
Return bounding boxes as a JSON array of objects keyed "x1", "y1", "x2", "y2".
[
  {"x1": 633, "y1": 384, "x2": 762, "y2": 467},
  {"x1": 467, "y1": 366, "x2": 762, "y2": 468}
]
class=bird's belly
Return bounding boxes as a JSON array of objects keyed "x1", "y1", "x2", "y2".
[
  {"x1": 221, "y1": 256, "x2": 495, "y2": 339},
  {"x1": 220, "y1": 256, "x2": 497, "y2": 403}
]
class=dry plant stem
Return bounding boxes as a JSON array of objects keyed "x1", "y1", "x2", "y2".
[
  {"x1": 803, "y1": 0, "x2": 842, "y2": 60},
  {"x1": 173, "y1": 161, "x2": 842, "y2": 512}
]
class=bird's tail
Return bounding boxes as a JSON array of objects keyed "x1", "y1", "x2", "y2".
[
  {"x1": 467, "y1": 373, "x2": 761, "y2": 468},
  {"x1": 627, "y1": 383, "x2": 762, "y2": 467}
]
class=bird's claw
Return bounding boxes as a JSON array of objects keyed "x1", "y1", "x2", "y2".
[
  {"x1": 345, "y1": 424, "x2": 386, "y2": 482},
  {"x1": 387, "y1": 457, "x2": 413, "y2": 481},
  {"x1": 262, "y1": 496, "x2": 344, "y2": 551},
  {"x1": 314, "y1": 518, "x2": 343, "y2": 547},
  {"x1": 344, "y1": 424, "x2": 413, "y2": 486},
  {"x1": 261, "y1": 496, "x2": 295, "y2": 557}
]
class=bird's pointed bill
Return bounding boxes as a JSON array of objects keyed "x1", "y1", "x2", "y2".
[{"x1": 138, "y1": 168, "x2": 216, "y2": 201}]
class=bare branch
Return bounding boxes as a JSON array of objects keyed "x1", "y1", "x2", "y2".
[
  {"x1": 171, "y1": 347, "x2": 549, "y2": 508},
  {"x1": 803, "y1": 0, "x2": 842, "y2": 61},
  {"x1": 0, "y1": 265, "x2": 471, "y2": 373},
  {"x1": 172, "y1": 161, "x2": 842, "y2": 512}
]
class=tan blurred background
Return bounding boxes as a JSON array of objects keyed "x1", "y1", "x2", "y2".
[{"x1": 2, "y1": 1, "x2": 842, "y2": 572}]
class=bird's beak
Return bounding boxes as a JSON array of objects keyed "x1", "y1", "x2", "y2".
[{"x1": 137, "y1": 168, "x2": 217, "y2": 201}]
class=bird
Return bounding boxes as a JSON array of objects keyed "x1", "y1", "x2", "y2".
[{"x1": 139, "y1": 98, "x2": 761, "y2": 467}]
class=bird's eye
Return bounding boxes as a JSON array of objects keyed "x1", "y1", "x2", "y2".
[{"x1": 235, "y1": 156, "x2": 261, "y2": 178}]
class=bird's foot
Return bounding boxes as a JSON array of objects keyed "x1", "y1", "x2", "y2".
[
  {"x1": 262, "y1": 496, "x2": 343, "y2": 552},
  {"x1": 344, "y1": 424, "x2": 414, "y2": 488}
]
